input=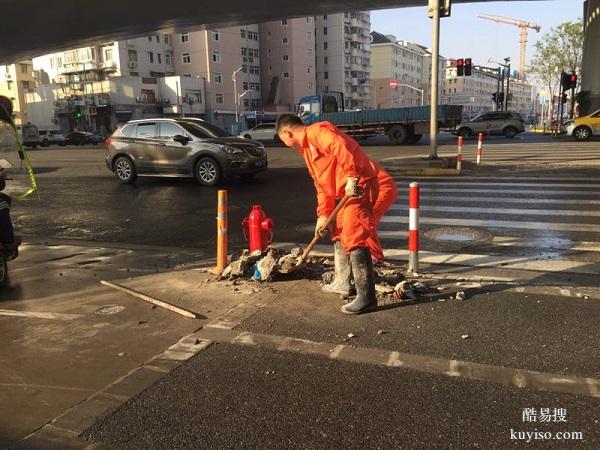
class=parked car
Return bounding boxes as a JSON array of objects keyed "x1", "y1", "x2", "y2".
[
  {"x1": 65, "y1": 131, "x2": 104, "y2": 146},
  {"x1": 105, "y1": 118, "x2": 268, "y2": 186},
  {"x1": 567, "y1": 109, "x2": 600, "y2": 141},
  {"x1": 20, "y1": 123, "x2": 41, "y2": 148},
  {"x1": 239, "y1": 123, "x2": 279, "y2": 142},
  {"x1": 455, "y1": 111, "x2": 526, "y2": 138},
  {"x1": 38, "y1": 129, "x2": 66, "y2": 146}
]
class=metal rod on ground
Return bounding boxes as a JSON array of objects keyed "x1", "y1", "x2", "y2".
[
  {"x1": 456, "y1": 136, "x2": 463, "y2": 172},
  {"x1": 477, "y1": 133, "x2": 483, "y2": 165},
  {"x1": 215, "y1": 190, "x2": 228, "y2": 274},
  {"x1": 408, "y1": 182, "x2": 420, "y2": 274},
  {"x1": 100, "y1": 281, "x2": 198, "y2": 319}
]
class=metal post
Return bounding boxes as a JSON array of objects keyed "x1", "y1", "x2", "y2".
[
  {"x1": 214, "y1": 190, "x2": 228, "y2": 275},
  {"x1": 175, "y1": 80, "x2": 181, "y2": 117},
  {"x1": 408, "y1": 182, "x2": 420, "y2": 274},
  {"x1": 505, "y1": 63, "x2": 511, "y2": 111},
  {"x1": 496, "y1": 67, "x2": 501, "y2": 111},
  {"x1": 428, "y1": 0, "x2": 441, "y2": 159},
  {"x1": 500, "y1": 67, "x2": 505, "y2": 111},
  {"x1": 232, "y1": 67, "x2": 243, "y2": 125}
]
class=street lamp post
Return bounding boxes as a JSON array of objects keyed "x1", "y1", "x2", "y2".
[
  {"x1": 232, "y1": 67, "x2": 243, "y2": 124},
  {"x1": 396, "y1": 83, "x2": 425, "y2": 106},
  {"x1": 428, "y1": 0, "x2": 441, "y2": 159}
]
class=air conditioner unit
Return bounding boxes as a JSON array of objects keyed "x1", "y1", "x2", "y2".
[{"x1": 128, "y1": 61, "x2": 137, "y2": 69}]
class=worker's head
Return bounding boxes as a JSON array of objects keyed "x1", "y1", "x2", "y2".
[{"x1": 276, "y1": 114, "x2": 305, "y2": 149}]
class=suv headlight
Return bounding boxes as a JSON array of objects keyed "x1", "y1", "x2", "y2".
[{"x1": 220, "y1": 145, "x2": 244, "y2": 155}]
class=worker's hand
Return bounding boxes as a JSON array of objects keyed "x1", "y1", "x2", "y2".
[
  {"x1": 315, "y1": 216, "x2": 332, "y2": 237},
  {"x1": 345, "y1": 177, "x2": 362, "y2": 197}
]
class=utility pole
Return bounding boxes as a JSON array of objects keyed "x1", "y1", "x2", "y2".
[
  {"x1": 232, "y1": 67, "x2": 243, "y2": 124},
  {"x1": 427, "y1": 0, "x2": 451, "y2": 159}
]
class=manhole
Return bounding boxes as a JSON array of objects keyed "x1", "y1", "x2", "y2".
[
  {"x1": 425, "y1": 227, "x2": 491, "y2": 243},
  {"x1": 95, "y1": 305, "x2": 125, "y2": 316}
]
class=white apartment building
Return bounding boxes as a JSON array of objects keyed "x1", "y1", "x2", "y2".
[
  {"x1": 369, "y1": 32, "x2": 446, "y2": 109},
  {"x1": 172, "y1": 26, "x2": 262, "y2": 130},
  {"x1": 27, "y1": 35, "x2": 203, "y2": 132},
  {"x1": 259, "y1": 17, "x2": 316, "y2": 113},
  {"x1": 315, "y1": 12, "x2": 371, "y2": 110},
  {"x1": 0, "y1": 61, "x2": 35, "y2": 126},
  {"x1": 445, "y1": 61, "x2": 533, "y2": 119}
]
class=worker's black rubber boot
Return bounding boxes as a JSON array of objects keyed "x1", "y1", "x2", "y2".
[
  {"x1": 341, "y1": 247, "x2": 377, "y2": 315},
  {"x1": 322, "y1": 241, "x2": 352, "y2": 296}
]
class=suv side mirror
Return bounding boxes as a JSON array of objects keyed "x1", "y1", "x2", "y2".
[{"x1": 173, "y1": 134, "x2": 190, "y2": 145}]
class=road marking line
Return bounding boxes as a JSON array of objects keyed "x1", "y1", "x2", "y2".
[
  {"x1": 0, "y1": 309, "x2": 83, "y2": 320},
  {"x1": 394, "y1": 186, "x2": 600, "y2": 196},
  {"x1": 0, "y1": 383, "x2": 94, "y2": 392},
  {"x1": 390, "y1": 204, "x2": 600, "y2": 217},
  {"x1": 381, "y1": 249, "x2": 600, "y2": 274},
  {"x1": 381, "y1": 215, "x2": 600, "y2": 233},
  {"x1": 196, "y1": 328, "x2": 600, "y2": 399},
  {"x1": 393, "y1": 195, "x2": 600, "y2": 205}
]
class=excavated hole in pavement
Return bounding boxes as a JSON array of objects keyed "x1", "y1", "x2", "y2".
[
  {"x1": 214, "y1": 246, "x2": 437, "y2": 304},
  {"x1": 425, "y1": 227, "x2": 491, "y2": 245}
]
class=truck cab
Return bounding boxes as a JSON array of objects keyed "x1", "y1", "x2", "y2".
[{"x1": 297, "y1": 92, "x2": 345, "y2": 125}]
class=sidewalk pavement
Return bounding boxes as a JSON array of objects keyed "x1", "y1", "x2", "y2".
[{"x1": 5, "y1": 245, "x2": 600, "y2": 449}]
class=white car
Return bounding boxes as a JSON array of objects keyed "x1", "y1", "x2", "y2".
[{"x1": 239, "y1": 123, "x2": 279, "y2": 142}]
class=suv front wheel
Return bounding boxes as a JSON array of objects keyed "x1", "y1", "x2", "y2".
[
  {"x1": 195, "y1": 157, "x2": 221, "y2": 186},
  {"x1": 503, "y1": 126, "x2": 518, "y2": 138}
]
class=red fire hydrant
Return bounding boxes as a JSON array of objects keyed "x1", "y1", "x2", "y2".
[{"x1": 242, "y1": 205, "x2": 274, "y2": 252}]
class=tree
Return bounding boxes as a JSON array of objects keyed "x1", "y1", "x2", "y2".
[{"x1": 529, "y1": 20, "x2": 583, "y2": 122}]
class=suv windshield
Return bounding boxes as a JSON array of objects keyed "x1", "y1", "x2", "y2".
[{"x1": 179, "y1": 121, "x2": 231, "y2": 138}]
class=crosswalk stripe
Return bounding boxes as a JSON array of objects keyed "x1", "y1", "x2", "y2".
[
  {"x1": 381, "y1": 215, "x2": 600, "y2": 233},
  {"x1": 389, "y1": 204, "x2": 600, "y2": 217},
  {"x1": 376, "y1": 231, "x2": 600, "y2": 253},
  {"x1": 392, "y1": 181, "x2": 600, "y2": 188},
  {"x1": 394, "y1": 196, "x2": 600, "y2": 205},
  {"x1": 394, "y1": 186, "x2": 600, "y2": 196},
  {"x1": 382, "y1": 249, "x2": 600, "y2": 275}
]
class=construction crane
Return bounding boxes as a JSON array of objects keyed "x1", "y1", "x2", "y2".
[{"x1": 477, "y1": 13, "x2": 541, "y2": 80}]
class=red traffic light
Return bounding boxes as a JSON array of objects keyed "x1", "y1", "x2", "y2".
[
  {"x1": 456, "y1": 58, "x2": 464, "y2": 66},
  {"x1": 570, "y1": 74, "x2": 577, "y2": 82}
]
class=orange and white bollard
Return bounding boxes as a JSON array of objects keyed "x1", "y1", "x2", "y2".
[
  {"x1": 456, "y1": 136, "x2": 463, "y2": 172},
  {"x1": 214, "y1": 190, "x2": 228, "y2": 274},
  {"x1": 408, "y1": 182, "x2": 419, "y2": 274},
  {"x1": 477, "y1": 133, "x2": 483, "y2": 165}
]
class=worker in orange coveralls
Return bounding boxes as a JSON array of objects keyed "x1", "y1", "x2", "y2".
[{"x1": 276, "y1": 114, "x2": 397, "y2": 314}]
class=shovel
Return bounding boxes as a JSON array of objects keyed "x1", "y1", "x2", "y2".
[{"x1": 279, "y1": 195, "x2": 350, "y2": 274}]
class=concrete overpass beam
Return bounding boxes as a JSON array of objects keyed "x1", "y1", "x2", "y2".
[{"x1": 582, "y1": 0, "x2": 600, "y2": 114}]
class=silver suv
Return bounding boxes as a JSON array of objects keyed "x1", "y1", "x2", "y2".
[
  {"x1": 456, "y1": 111, "x2": 526, "y2": 138},
  {"x1": 105, "y1": 118, "x2": 267, "y2": 186}
]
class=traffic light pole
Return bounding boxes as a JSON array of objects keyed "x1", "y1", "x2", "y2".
[
  {"x1": 428, "y1": 0, "x2": 441, "y2": 159},
  {"x1": 505, "y1": 62, "x2": 511, "y2": 111},
  {"x1": 496, "y1": 68, "x2": 501, "y2": 111}
]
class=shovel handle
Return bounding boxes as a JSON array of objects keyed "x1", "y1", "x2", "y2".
[{"x1": 298, "y1": 195, "x2": 350, "y2": 264}]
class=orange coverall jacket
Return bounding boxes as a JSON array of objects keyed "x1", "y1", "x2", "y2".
[{"x1": 298, "y1": 121, "x2": 388, "y2": 253}]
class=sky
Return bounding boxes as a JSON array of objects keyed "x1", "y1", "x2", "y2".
[{"x1": 370, "y1": 0, "x2": 583, "y2": 70}]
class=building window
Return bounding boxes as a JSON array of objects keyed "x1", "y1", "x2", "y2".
[
  {"x1": 128, "y1": 49, "x2": 137, "y2": 62},
  {"x1": 148, "y1": 36, "x2": 152, "y2": 41},
  {"x1": 157, "y1": 53, "x2": 162, "y2": 64},
  {"x1": 323, "y1": 15, "x2": 328, "y2": 20},
  {"x1": 306, "y1": 49, "x2": 313, "y2": 56},
  {"x1": 323, "y1": 27, "x2": 328, "y2": 35},
  {"x1": 155, "y1": 36, "x2": 159, "y2": 43},
  {"x1": 243, "y1": 99, "x2": 250, "y2": 107},
  {"x1": 307, "y1": 66, "x2": 312, "y2": 74},
  {"x1": 130, "y1": 71, "x2": 139, "y2": 77},
  {"x1": 324, "y1": 56, "x2": 328, "y2": 65},
  {"x1": 243, "y1": 82, "x2": 249, "y2": 90},
  {"x1": 20, "y1": 63, "x2": 28, "y2": 74},
  {"x1": 281, "y1": 19, "x2": 288, "y2": 26},
  {"x1": 250, "y1": 83, "x2": 260, "y2": 91},
  {"x1": 165, "y1": 53, "x2": 171, "y2": 65},
  {"x1": 180, "y1": 33, "x2": 189, "y2": 43},
  {"x1": 6, "y1": 81, "x2": 12, "y2": 91},
  {"x1": 282, "y1": 55, "x2": 289, "y2": 61},
  {"x1": 148, "y1": 52, "x2": 154, "y2": 63},
  {"x1": 324, "y1": 71, "x2": 329, "y2": 80},
  {"x1": 212, "y1": 51, "x2": 221, "y2": 63},
  {"x1": 182, "y1": 53, "x2": 191, "y2": 64},
  {"x1": 283, "y1": 72, "x2": 289, "y2": 78},
  {"x1": 307, "y1": 32, "x2": 312, "y2": 40},
  {"x1": 323, "y1": 42, "x2": 328, "y2": 50},
  {"x1": 211, "y1": 31, "x2": 220, "y2": 42},
  {"x1": 164, "y1": 35, "x2": 169, "y2": 44},
  {"x1": 215, "y1": 93, "x2": 224, "y2": 104},
  {"x1": 268, "y1": 49, "x2": 272, "y2": 55},
  {"x1": 214, "y1": 72, "x2": 222, "y2": 83},
  {"x1": 267, "y1": 31, "x2": 271, "y2": 39},
  {"x1": 251, "y1": 99, "x2": 261, "y2": 107},
  {"x1": 282, "y1": 37, "x2": 288, "y2": 45},
  {"x1": 308, "y1": 82, "x2": 313, "y2": 89}
]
